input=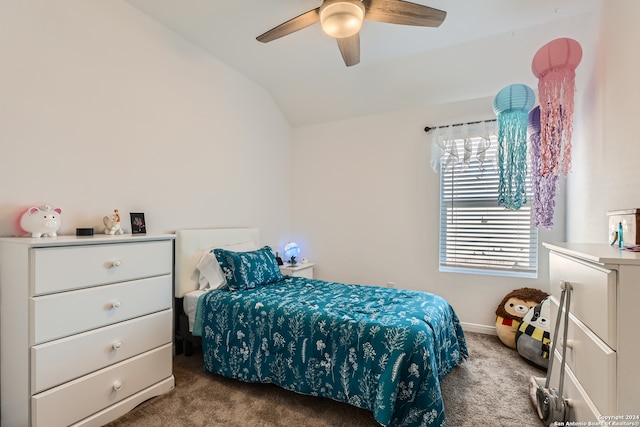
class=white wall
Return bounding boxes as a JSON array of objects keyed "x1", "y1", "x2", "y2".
[
  {"x1": 290, "y1": 98, "x2": 565, "y2": 331},
  {"x1": 567, "y1": 0, "x2": 640, "y2": 243},
  {"x1": 0, "y1": 1, "x2": 292, "y2": 248},
  {"x1": 290, "y1": 11, "x2": 604, "y2": 330},
  {"x1": 1, "y1": 0, "x2": 624, "y2": 332}
]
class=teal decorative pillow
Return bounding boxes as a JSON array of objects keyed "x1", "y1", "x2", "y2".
[{"x1": 213, "y1": 246, "x2": 284, "y2": 291}]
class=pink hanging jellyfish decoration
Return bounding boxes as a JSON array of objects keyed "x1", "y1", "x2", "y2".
[{"x1": 531, "y1": 38, "x2": 582, "y2": 177}]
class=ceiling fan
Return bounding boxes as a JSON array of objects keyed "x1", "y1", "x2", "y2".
[{"x1": 256, "y1": 0, "x2": 446, "y2": 67}]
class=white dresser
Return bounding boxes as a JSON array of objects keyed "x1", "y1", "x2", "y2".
[
  {"x1": 543, "y1": 242, "x2": 640, "y2": 421},
  {"x1": 0, "y1": 234, "x2": 175, "y2": 427}
]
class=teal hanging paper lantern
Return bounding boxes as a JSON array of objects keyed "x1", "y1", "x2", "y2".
[{"x1": 493, "y1": 84, "x2": 535, "y2": 210}]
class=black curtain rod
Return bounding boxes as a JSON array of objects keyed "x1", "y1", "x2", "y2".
[{"x1": 424, "y1": 119, "x2": 496, "y2": 133}]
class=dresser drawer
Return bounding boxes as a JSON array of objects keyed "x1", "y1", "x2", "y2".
[
  {"x1": 549, "y1": 252, "x2": 617, "y2": 347},
  {"x1": 548, "y1": 358, "x2": 601, "y2": 423},
  {"x1": 549, "y1": 297, "x2": 616, "y2": 415},
  {"x1": 32, "y1": 309, "x2": 172, "y2": 393},
  {"x1": 31, "y1": 343, "x2": 173, "y2": 427},
  {"x1": 31, "y1": 275, "x2": 172, "y2": 345},
  {"x1": 32, "y1": 240, "x2": 172, "y2": 295}
]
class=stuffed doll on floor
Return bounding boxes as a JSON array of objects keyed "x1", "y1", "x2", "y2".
[
  {"x1": 516, "y1": 297, "x2": 551, "y2": 370},
  {"x1": 495, "y1": 287, "x2": 549, "y2": 349}
]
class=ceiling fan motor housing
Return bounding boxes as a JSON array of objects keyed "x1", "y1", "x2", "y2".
[{"x1": 319, "y1": 0, "x2": 365, "y2": 38}]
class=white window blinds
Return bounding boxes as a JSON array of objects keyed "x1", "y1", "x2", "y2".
[{"x1": 438, "y1": 133, "x2": 538, "y2": 278}]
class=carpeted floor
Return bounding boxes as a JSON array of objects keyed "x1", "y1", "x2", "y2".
[{"x1": 104, "y1": 332, "x2": 546, "y2": 427}]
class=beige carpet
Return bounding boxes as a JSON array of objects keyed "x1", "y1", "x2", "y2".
[{"x1": 105, "y1": 332, "x2": 546, "y2": 427}]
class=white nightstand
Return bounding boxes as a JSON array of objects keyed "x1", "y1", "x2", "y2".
[{"x1": 280, "y1": 263, "x2": 315, "y2": 279}]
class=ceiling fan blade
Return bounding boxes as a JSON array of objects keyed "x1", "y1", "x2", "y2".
[
  {"x1": 363, "y1": 0, "x2": 446, "y2": 27},
  {"x1": 336, "y1": 34, "x2": 360, "y2": 67},
  {"x1": 256, "y1": 8, "x2": 320, "y2": 43}
]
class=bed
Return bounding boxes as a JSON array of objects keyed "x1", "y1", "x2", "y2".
[{"x1": 175, "y1": 228, "x2": 468, "y2": 427}]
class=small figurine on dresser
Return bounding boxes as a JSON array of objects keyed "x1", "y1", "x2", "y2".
[
  {"x1": 103, "y1": 209, "x2": 124, "y2": 235},
  {"x1": 20, "y1": 204, "x2": 62, "y2": 237}
]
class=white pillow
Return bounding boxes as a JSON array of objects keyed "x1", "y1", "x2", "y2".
[
  {"x1": 196, "y1": 252, "x2": 224, "y2": 290},
  {"x1": 196, "y1": 241, "x2": 258, "y2": 290}
]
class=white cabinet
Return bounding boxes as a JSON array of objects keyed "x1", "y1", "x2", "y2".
[
  {"x1": 279, "y1": 262, "x2": 315, "y2": 279},
  {"x1": 543, "y1": 242, "x2": 640, "y2": 421},
  {"x1": 0, "y1": 234, "x2": 175, "y2": 427}
]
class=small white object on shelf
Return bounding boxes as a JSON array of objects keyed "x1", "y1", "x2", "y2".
[
  {"x1": 20, "y1": 204, "x2": 62, "y2": 237},
  {"x1": 103, "y1": 209, "x2": 124, "y2": 235}
]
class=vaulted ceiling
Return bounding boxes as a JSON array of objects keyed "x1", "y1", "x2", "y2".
[{"x1": 126, "y1": 0, "x2": 602, "y2": 127}]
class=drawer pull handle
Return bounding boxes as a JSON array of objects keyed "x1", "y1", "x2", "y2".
[
  {"x1": 112, "y1": 260, "x2": 122, "y2": 268},
  {"x1": 113, "y1": 381, "x2": 124, "y2": 391},
  {"x1": 113, "y1": 341, "x2": 123, "y2": 351},
  {"x1": 111, "y1": 301, "x2": 121, "y2": 309}
]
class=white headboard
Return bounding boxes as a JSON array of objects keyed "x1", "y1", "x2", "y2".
[{"x1": 174, "y1": 228, "x2": 260, "y2": 297}]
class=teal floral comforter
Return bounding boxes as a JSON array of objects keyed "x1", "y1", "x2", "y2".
[{"x1": 194, "y1": 277, "x2": 467, "y2": 427}]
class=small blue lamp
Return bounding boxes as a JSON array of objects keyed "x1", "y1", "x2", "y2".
[{"x1": 283, "y1": 242, "x2": 300, "y2": 266}]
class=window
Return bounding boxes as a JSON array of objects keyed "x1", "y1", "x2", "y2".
[{"x1": 438, "y1": 133, "x2": 538, "y2": 278}]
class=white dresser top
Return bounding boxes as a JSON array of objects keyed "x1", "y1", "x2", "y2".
[
  {"x1": 0, "y1": 233, "x2": 175, "y2": 247},
  {"x1": 543, "y1": 242, "x2": 640, "y2": 266}
]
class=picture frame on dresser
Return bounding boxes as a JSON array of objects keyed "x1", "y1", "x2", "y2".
[{"x1": 130, "y1": 212, "x2": 146, "y2": 234}]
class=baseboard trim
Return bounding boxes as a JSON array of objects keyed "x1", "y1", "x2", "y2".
[{"x1": 461, "y1": 322, "x2": 496, "y2": 335}]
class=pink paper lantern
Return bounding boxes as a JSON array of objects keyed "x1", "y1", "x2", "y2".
[
  {"x1": 532, "y1": 38, "x2": 582, "y2": 177},
  {"x1": 532, "y1": 38, "x2": 582, "y2": 77}
]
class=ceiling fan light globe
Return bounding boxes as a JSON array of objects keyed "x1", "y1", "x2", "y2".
[{"x1": 320, "y1": 1, "x2": 365, "y2": 38}]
